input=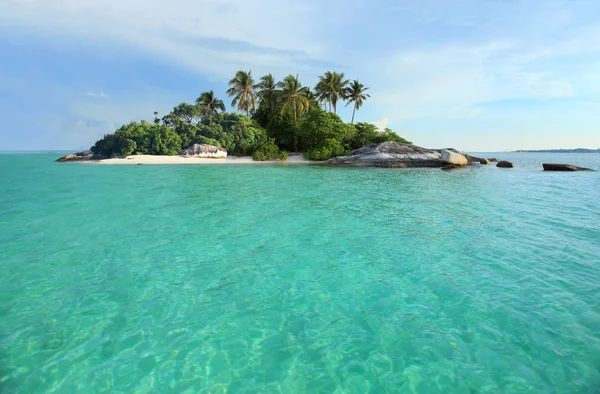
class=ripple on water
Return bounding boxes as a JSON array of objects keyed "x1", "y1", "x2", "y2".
[{"x1": 0, "y1": 153, "x2": 599, "y2": 392}]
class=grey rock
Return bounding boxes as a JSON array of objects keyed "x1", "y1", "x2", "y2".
[
  {"x1": 543, "y1": 163, "x2": 595, "y2": 172},
  {"x1": 326, "y1": 142, "x2": 447, "y2": 168},
  {"x1": 497, "y1": 161, "x2": 514, "y2": 168},
  {"x1": 56, "y1": 150, "x2": 94, "y2": 162},
  {"x1": 441, "y1": 149, "x2": 468, "y2": 165},
  {"x1": 180, "y1": 144, "x2": 227, "y2": 158}
]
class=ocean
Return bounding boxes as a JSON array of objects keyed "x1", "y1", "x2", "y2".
[{"x1": 1, "y1": 152, "x2": 599, "y2": 392}]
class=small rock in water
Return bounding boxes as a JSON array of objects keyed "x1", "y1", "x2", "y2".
[
  {"x1": 479, "y1": 158, "x2": 491, "y2": 165},
  {"x1": 543, "y1": 163, "x2": 595, "y2": 172},
  {"x1": 497, "y1": 161, "x2": 514, "y2": 168},
  {"x1": 488, "y1": 158, "x2": 498, "y2": 162}
]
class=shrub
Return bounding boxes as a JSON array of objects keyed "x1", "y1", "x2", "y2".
[
  {"x1": 373, "y1": 128, "x2": 412, "y2": 144},
  {"x1": 252, "y1": 137, "x2": 287, "y2": 161},
  {"x1": 304, "y1": 138, "x2": 347, "y2": 160}
]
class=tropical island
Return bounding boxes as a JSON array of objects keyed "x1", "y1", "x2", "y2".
[{"x1": 75, "y1": 70, "x2": 412, "y2": 163}]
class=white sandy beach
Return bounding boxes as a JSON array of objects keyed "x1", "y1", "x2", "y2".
[{"x1": 93, "y1": 154, "x2": 322, "y2": 165}]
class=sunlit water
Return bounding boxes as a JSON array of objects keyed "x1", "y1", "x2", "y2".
[{"x1": 1, "y1": 153, "x2": 599, "y2": 393}]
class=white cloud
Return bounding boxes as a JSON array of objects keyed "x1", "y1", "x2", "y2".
[
  {"x1": 371, "y1": 118, "x2": 389, "y2": 131},
  {"x1": 84, "y1": 91, "x2": 108, "y2": 99},
  {"x1": 2, "y1": 0, "x2": 600, "y2": 150}
]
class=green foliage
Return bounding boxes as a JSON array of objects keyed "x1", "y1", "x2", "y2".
[
  {"x1": 171, "y1": 102, "x2": 200, "y2": 124},
  {"x1": 227, "y1": 70, "x2": 258, "y2": 115},
  {"x1": 374, "y1": 128, "x2": 412, "y2": 145},
  {"x1": 252, "y1": 137, "x2": 287, "y2": 161},
  {"x1": 298, "y1": 109, "x2": 354, "y2": 153},
  {"x1": 88, "y1": 69, "x2": 411, "y2": 162},
  {"x1": 148, "y1": 126, "x2": 182, "y2": 155},
  {"x1": 346, "y1": 123, "x2": 412, "y2": 150},
  {"x1": 304, "y1": 139, "x2": 346, "y2": 160},
  {"x1": 348, "y1": 122, "x2": 379, "y2": 150},
  {"x1": 194, "y1": 136, "x2": 222, "y2": 147},
  {"x1": 265, "y1": 111, "x2": 296, "y2": 151}
]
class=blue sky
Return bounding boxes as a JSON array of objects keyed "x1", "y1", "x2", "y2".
[{"x1": 1, "y1": 0, "x2": 599, "y2": 151}]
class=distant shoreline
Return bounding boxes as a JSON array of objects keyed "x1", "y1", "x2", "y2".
[{"x1": 514, "y1": 149, "x2": 600, "y2": 153}]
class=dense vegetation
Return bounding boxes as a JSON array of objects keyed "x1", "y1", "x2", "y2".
[{"x1": 91, "y1": 70, "x2": 411, "y2": 160}]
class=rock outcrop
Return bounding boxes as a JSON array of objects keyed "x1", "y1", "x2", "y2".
[
  {"x1": 488, "y1": 158, "x2": 498, "y2": 162},
  {"x1": 56, "y1": 150, "x2": 94, "y2": 162},
  {"x1": 479, "y1": 158, "x2": 491, "y2": 165},
  {"x1": 180, "y1": 144, "x2": 227, "y2": 158},
  {"x1": 441, "y1": 149, "x2": 468, "y2": 166},
  {"x1": 543, "y1": 163, "x2": 595, "y2": 172},
  {"x1": 326, "y1": 142, "x2": 453, "y2": 168},
  {"x1": 497, "y1": 161, "x2": 514, "y2": 168}
]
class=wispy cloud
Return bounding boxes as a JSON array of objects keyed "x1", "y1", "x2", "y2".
[
  {"x1": 1, "y1": 0, "x2": 600, "y2": 150},
  {"x1": 84, "y1": 91, "x2": 108, "y2": 99}
]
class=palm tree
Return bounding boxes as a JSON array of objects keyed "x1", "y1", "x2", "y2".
[
  {"x1": 314, "y1": 71, "x2": 349, "y2": 113},
  {"x1": 278, "y1": 74, "x2": 310, "y2": 151},
  {"x1": 256, "y1": 73, "x2": 279, "y2": 111},
  {"x1": 345, "y1": 80, "x2": 370, "y2": 124},
  {"x1": 305, "y1": 89, "x2": 320, "y2": 112},
  {"x1": 196, "y1": 90, "x2": 225, "y2": 123},
  {"x1": 226, "y1": 70, "x2": 258, "y2": 115}
]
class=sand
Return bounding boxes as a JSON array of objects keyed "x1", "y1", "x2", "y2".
[{"x1": 92, "y1": 154, "x2": 322, "y2": 165}]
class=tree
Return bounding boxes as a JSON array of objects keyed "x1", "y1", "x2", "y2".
[
  {"x1": 299, "y1": 109, "x2": 354, "y2": 156},
  {"x1": 227, "y1": 70, "x2": 258, "y2": 115},
  {"x1": 256, "y1": 73, "x2": 279, "y2": 111},
  {"x1": 278, "y1": 74, "x2": 310, "y2": 151},
  {"x1": 345, "y1": 80, "x2": 370, "y2": 124},
  {"x1": 171, "y1": 103, "x2": 200, "y2": 124},
  {"x1": 196, "y1": 90, "x2": 225, "y2": 124},
  {"x1": 314, "y1": 71, "x2": 349, "y2": 113}
]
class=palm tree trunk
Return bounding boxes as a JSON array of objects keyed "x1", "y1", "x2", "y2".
[
  {"x1": 351, "y1": 104, "x2": 356, "y2": 124},
  {"x1": 293, "y1": 100, "x2": 298, "y2": 152}
]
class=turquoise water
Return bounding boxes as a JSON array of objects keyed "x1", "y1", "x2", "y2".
[{"x1": 1, "y1": 153, "x2": 599, "y2": 393}]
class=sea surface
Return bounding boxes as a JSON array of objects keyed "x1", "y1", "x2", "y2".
[{"x1": 1, "y1": 152, "x2": 599, "y2": 393}]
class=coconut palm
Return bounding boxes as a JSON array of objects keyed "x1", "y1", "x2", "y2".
[
  {"x1": 256, "y1": 73, "x2": 279, "y2": 111},
  {"x1": 345, "y1": 80, "x2": 370, "y2": 124},
  {"x1": 278, "y1": 74, "x2": 310, "y2": 151},
  {"x1": 314, "y1": 71, "x2": 349, "y2": 113},
  {"x1": 195, "y1": 90, "x2": 225, "y2": 123},
  {"x1": 305, "y1": 89, "x2": 320, "y2": 112},
  {"x1": 226, "y1": 70, "x2": 258, "y2": 115}
]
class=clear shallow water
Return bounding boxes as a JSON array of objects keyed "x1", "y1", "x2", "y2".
[{"x1": 1, "y1": 153, "x2": 599, "y2": 393}]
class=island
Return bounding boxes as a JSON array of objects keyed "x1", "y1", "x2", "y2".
[
  {"x1": 58, "y1": 69, "x2": 506, "y2": 169},
  {"x1": 58, "y1": 70, "x2": 415, "y2": 163}
]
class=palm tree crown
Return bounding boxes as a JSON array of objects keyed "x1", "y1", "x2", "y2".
[
  {"x1": 314, "y1": 71, "x2": 349, "y2": 113},
  {"x1": 345, "y1": 80, "x2": 370, "y2": 124},
  {"x1": 256, "y1": 73, "x2": 279, "y2": 111},
  {"x1": 226, "y1": 70, "x2": 258, "y2": 115},
  {"x1": 196, "y1": 90, "x2": 225, "y2": 123}
]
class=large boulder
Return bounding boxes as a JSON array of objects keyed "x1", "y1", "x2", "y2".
[
  {"x1": 326, "y1": 142, "x2": 447, "y2": 168},
  {"x1": 180, "y1": 144, "x2": 227, "y2": 158},
  {"x1": 497, "y1": 161, "x2": 514, "y2": 168},
  {"x1": 543, "y1": 163, "x2": 595, "y2": 172},
  {"x1": 56, "y1": 150, "x2": 93, "y2": 162},
  {"x1": 441, "y1": 149, "x2": 468, "y2": 166}
]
